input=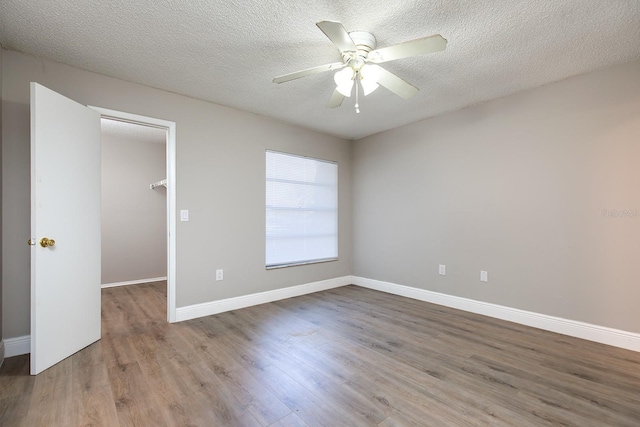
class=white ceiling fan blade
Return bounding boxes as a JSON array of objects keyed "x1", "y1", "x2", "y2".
[
  {"x1": 368, "y1": 34, "x2": 447, "y2": 64},
  {"x1": 316, "y1": 20, "x2": 357, "y2": 54},
  {"x1": 376, "y1": 66, "x2": 419, "y2": 99},
  {"x1": 326, "y1": 89, "x2": 345, "y2": 108},
  {"x1": 273, "y1": 62, "x2": 346, "y2": 84}
]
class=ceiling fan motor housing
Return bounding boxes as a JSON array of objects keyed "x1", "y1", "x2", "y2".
[{"x1": 344, "y1": 31, "x2": 377, "y2": 67}]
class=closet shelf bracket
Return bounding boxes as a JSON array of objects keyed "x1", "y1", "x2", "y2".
[{"x1": 150, "y1": 179, "x2": 167, "y2": 190}]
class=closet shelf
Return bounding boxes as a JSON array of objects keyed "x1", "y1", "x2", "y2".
[{"x1": 150, "y1": 179, "x2": 167, "y2": 190}]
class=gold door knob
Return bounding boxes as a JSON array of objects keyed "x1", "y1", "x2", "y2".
[
  {"x1": 28, "y1": 239, "x2": 34, "y2": 246},
  {"x1": 39, "y1": 237, "x2": 56, "y2": 248}
]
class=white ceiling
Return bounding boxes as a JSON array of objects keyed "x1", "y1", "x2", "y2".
[{"x1": 1, "y1": 1, "x2": 639, "y2": 140}]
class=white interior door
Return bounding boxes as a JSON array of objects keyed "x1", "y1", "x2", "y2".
[{"x1": 30, "y1": 82, "x2": 102, "y2": 375}]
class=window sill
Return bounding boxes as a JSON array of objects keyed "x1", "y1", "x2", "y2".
[{"x1": 266, "y1": 258, "x2": 338, "y2": 270}]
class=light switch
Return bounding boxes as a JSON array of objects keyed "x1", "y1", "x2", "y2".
[
  {"x1": 180, "y1": 210, "x2": 189, "y2": 222},
  {"x1": 480, "y1": 271, "x2": 488, "y2": 282}
]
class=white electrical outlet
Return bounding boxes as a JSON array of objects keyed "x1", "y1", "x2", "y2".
[
  {"x1": 439, "y1": 264, "x2": 446, "y2": 276},
  {"x1": 480, "y1": 271, "x2": 488, "y2": 282},
  {"x1": 216, "y1": 269, "x2": 223, "y2": 281}
]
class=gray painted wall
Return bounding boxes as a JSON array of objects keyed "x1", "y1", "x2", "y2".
[
  {"x1": 3, "y1": 45, "x2": 638, "y2": 343},
  {"x1": 353, "y1": 59, "x2": 640, "y2": 333},
  {"x1": 0, "y1": 47, "x2": 4, "y2": 359},
  {"x1": 101, "y1": 126, "x2": 167, "y2": 284},
  {"x1": 1, "y1": 50, "x2": 352, "y2": 339}
]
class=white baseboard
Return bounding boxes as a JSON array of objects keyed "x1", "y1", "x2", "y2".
[
  {"x1": 352, "y1": 276, "x2": 640, "y2": 353},
  {"x1": 175, "y1": 276, "x2": 352, "y2": 322},
  {"x1": 5, "y1": 335, "x2": 30, "y2": 357},
  {"x1": 5, "y1": 277, "x2": 350, "y2": 356},
  {"x1": 0, "y1": 339, "x2": 4, "y2": 367},
  {"x1": 101, "y1": 276, "x2": 167, "y2": 288},
  {"x1": 11, "y1": 275, "x2": 640, "y2": 357}
]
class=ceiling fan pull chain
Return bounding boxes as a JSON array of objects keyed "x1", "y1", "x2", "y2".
[{"x1": 355, "y1": 72, "x2": 360, "y2": 114}]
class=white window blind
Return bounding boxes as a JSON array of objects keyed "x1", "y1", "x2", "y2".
[{"x1": 266, "y1": 150, "x2": 338, "y2": 268}]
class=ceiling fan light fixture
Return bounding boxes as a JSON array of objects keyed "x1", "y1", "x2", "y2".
[
  {"x1": 360, "y1": 76, "x2": 379, "y2": 96},
  {"x1": 360, "y1": 64, "x2": 381, "y2": 96},
  {"x1": 334, "y1": 67, "x2": 355, "y2": 97}
]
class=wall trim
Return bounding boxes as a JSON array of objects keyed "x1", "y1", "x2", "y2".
[
  {"x1": 5, "y1": 335, "x2": 30, "y2": 357},
  {"x1": 175, "y1": 276, "x2": 352, "y2": 322},
  {"x1": 12, "y1": 276, "x2": 639, "y2": 357},
  {"x1": 351, "y1": 276, "x2": 640, "y2": 353},
  {"x1": 101, "y1": 276, "x2": 167, "y2": 289},
  {"x1": 0, "y1": 339, "x2": 4, "y2": 367}
]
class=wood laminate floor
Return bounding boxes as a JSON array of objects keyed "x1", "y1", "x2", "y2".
[{"x1": 1, "y1": 282, "x2": 640, "y2": 426}]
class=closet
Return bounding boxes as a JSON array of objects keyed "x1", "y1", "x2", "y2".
[{"x1": 100, "y1": 118, "x2": 168, "y2": 287}]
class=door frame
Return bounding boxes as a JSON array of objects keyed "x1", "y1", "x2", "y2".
[{"x1": 90, "y1": 106, "x2": 177, "y2": 322}]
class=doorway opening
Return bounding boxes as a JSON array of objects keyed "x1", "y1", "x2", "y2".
[{"x1": 91, "y1": 107, "x2": 177, "y2": 323}]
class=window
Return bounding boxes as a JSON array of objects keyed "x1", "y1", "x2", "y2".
[{"x1": 266, "y1": 150, "x2": 338, "y2": 268}]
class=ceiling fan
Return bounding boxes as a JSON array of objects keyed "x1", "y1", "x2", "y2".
[{"x1": 273, "y1": 20, "x2": 447, "y2": 112}]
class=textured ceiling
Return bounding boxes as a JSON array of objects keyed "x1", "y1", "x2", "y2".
[{"x1": 1, "y1": 1, "x2": 639, "y2": 140}]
